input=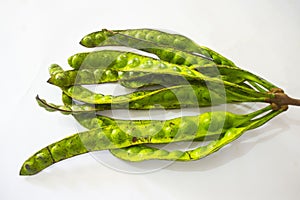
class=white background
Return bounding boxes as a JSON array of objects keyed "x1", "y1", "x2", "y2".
[{"x1": 1, "y1": 0, "x2": 300, "y2": 199}]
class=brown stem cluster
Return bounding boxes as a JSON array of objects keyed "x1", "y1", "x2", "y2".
[{"x1": 267, "y1": 88, "x2": 300, "y2": 111}]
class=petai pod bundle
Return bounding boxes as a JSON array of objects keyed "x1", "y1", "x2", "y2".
[{"x1": 19, "y1": 28, "x2": 300, "y2": 176}]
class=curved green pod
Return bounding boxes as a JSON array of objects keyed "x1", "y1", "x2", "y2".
[
  {"x1": 67, "y1": 50, "x2": 204, "y2": 80},
  {"x1": 49, "y1": 61, "x2": 276, "y2": 93},
  {"x1": 78, "y1": 29, "x2": 214, "y2": 65},
  {"x1": 67, "y1": 50, "x2": 276, "y2": 91},
  {"x1": 38, "y1": 81, "x2": 273, "y2": 116},
  {"x1": 79, "y1": 29, "x2": 278, "y2": 91},
  {"x1": 20, "y1": 104, "x2": 274, "y2": 175},
  {"x1": 79, "y1": 28, "x2": 235, "y2": 67},
  {"x1": 113, "y1": 28, "x2": 237, "y2": 67},
  {"x1": 68, "y1": 51, "x2": 273, "y2": 98},
  {"x1": 62, "y1": 84, "x2": 270, "y2": 106},
  {"x1": 61, "y1": 84, "x2": 205, "y2": 105},
  {"x1": 49, "y1": 61, "x2": 189, "y2": 89},
  {"x1": 71, "y1": 104, "x2": 274, "y2": 141},
  {"x1": 110, "y1": 107, "x2": 284, "y2": 161},
  {"x1": 48, "y1": 63, "x2": 154, "y2": 88}
]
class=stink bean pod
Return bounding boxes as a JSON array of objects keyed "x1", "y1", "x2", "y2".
[
  {"x1": 20, "y1": 28, "x2": 300, "y2": 177},
  {"x1": 49, "y1": 51, "x2": 277, "y2": 107},
  {"x1": 48, "y1": 82, "x2": 272, "y2": 114},
  {"x1": 67, "y1": 47, "x2": 275, "y2": 91},
  {"x1": 110, "y1": 106, "x2": 284, "y2": 161},
  {"x1": 67, "y1": 50, "x2": 203, "y2": 77},
  {"x1": 80, "y1": 28, "x2": 235, "y2": 66},
  {"x1": 20, "y1": 104, "x2": 275, "y2": 175},
  {"x1": 79, "y1": 29, "x2": 277, "y2": 91},
  {"x1": 114, "y1": 28, "x2": 237, "y2": 67}
]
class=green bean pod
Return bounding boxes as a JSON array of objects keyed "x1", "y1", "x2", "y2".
[
  {"x1": 49, "y1": 61, "x2": 275, "y2": 94},
  {"x1": 79, "y1": 29, "x2": 213, "y2": 64},
  {"x1": 66, "y1": 84, "x2": 270, "y2": 105},
  {"x1": 67, "y1": 51, "x2": 272, "y2": 99},
  {"x1": 79, "y1": 29, "x2": 278, "y2": 91},
  {"x1": 60, "y1": 91, "x2": 252, "y2": 139},
  {"x1": 113, "y1": 28, "x2": 237, "y2": 67},
  {"x1": 20, "y1": 104, "x2": 274, "y2": 175},
  {"x1": 49, "y1": 62, "x2": 251, "y2": 89},
  {"x1": 67, "y1": 50, "x2": 206, "y2": 80},
  {"x1": 38, "y1": 81, "x2": 274, "y2": 115},
  {"x1": 110, "y1": 107, "x2": 284, "y2": 161},
  {"x1": 79, "y1": 28, "x2": 235, "y2": 67},
  {"x1": 67, "y1": 50, "x2": 276, "y2": 91},
  {"x1": 49, "y1": 62, "x2": 187, "y2": 89}
]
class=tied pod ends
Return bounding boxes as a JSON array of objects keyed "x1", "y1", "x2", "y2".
[{"x1": 20, "y1": 28, "x2": 300, "y2": 176}]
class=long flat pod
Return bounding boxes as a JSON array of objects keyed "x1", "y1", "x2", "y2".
[
  {"x1": 49, "y1": 61, "x2": 276, "y2": 95},
  {"x1": 49, "y1": 62, "x2": 272, "y2": 90},
  {"x1": 62, "y1": 84, "x2": 270, "y2": 106},
  {"x1": 80, "y1": 28, "x2": 235, "y2": 67},
  {"x1": 61, "y1": 93, "x2": 219, "y2": 142},
  {"x1": 67, "y1": 50, "x2": 276, "y2": 91},
  {"x1": 68, "y1": 51, "x2": 271, "y2": 101},
  {"x1": 113, "y1": 28, "x2": 237, "y2": 67},
  {"x1": 20, "y1": 105, "x2": 273, "y2": 175},
  {"x1": 110, "y1": 107, "x2": 285, "y2": 161},
  {"x1": 63, "y1": 95, "x2": 286, "y2": 163},
  {"x1": 79, "y1": 29, "x2": 275, "y2": 90},
  {"x1": 38, "y1": 82, "x2": 273, "y2": 116},
  {"x1": 67, "y1": 50, "x2": 210, "y2": 79},
  {"x1": 37, "y1": 87, "x2": 299, "y2": 114}
]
